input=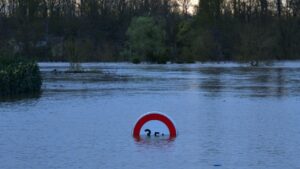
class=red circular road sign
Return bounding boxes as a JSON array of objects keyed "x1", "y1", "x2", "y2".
[{"x1": 133, "y1": 112, "x2": 177, "y2": 140}]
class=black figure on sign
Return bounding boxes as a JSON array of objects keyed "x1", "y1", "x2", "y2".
[
  {"x1": 144, "y1": 129, "x2": 163, "y2": 137},
  {"x1": 144, "y1": 129, "x2": 151, "y2": 137}
]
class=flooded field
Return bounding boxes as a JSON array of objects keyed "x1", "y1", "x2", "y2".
[{"x1": 1, "y1": 62, "x2": 300, "y2": 169}]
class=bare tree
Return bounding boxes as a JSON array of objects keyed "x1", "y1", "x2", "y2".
[
  {"x1": 276, "y1": 0, "x2": 282, "y2": 17},
  {"x1": 178, "y1": 0, "x2": 191, "y2": 16},
  {"x1": 288, "y1": 0, "x2": 300, "y2": 17}
]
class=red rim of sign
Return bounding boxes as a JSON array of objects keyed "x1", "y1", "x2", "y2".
[{"x1": 133, "y1": 112, "x2": 177, "y2": 139}]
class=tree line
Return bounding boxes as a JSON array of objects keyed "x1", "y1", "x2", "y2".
[{"x1": 0, "y1": 0, "x2": 299, "y2": 63}]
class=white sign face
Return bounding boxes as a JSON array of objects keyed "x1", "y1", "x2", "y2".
[{"x1": 140, "y1": 120, "x2": 170, "y2": 137}]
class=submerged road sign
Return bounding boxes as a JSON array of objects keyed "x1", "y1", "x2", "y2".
[{"x1": 133, "y1": 112, "x2": 177, "y2": 140}]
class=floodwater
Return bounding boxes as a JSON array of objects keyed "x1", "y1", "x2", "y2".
[{"x1": 1, "y1": 62, "x2": 300, "y2": 169}]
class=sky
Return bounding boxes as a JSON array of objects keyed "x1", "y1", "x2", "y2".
[
  {"x1": 189, "y1": 0, "x2": 199, "y2": 13},
  {"x1": 191, "y1": 0, "x2": 198, "y2": 5}
]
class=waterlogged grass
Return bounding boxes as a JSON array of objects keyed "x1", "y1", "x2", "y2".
[{"x1": 0, "y1": 59, "x2": 42, "y2": 97}]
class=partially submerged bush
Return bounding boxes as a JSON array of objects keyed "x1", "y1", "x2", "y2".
[{"x1": 0, "y1": 58, "x2": 42, "y2": 97}]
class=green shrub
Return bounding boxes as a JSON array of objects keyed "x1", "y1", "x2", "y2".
[
  {"x1": 0, "y1": 57, "x2": 42, "y2": 97},
  {"x1": 125, "y1": 16, "x2": 167, "y2": 64}
]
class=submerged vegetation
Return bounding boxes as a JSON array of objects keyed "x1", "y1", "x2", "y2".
[
  {"x1": 0, "y1": 0, "x2": 299, "y2": 64},
  {"x1": 0, "y1": 56, "x2": 42, "y2": 97}
]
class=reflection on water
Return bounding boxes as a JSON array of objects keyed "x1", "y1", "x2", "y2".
[
  {"x1": 36, "y1": 62, "x2": 300, "y2": 98},
  {"x1": 199, "y1": 68, "x2": 223, "y2": 97},
  {"x1": 134, "y1": 137, "x2": 175, "y2": 149},
  {"x1": 0, "y1": 62, "x2": 300, "y2": 169},
  {"x1": 196, "y1": 66, "x2": 300, "y2": 98},
  {"x1": 0, "y1": 92, "x2": 41, "y2": 102}
]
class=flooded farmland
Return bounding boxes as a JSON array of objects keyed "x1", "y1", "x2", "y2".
[{"x1": 1, "y1": 62, "x2": 300, "y2": 169}]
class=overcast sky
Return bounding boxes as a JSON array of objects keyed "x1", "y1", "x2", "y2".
[
  {"x1": 189, "y1": 0, "x2": 199, "y2": 13},
  {"x1": 191, "y1": 0, "x2": 198, "y2": 5}
]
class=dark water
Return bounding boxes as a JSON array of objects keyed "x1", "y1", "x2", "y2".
[{"x1": 1, "y1": 62, "x2": 300, "y2": 169}]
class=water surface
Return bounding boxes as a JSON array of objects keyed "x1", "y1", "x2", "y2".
[{"x1": 1, "y1": 62, "x2": 300, "y2": 169}]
